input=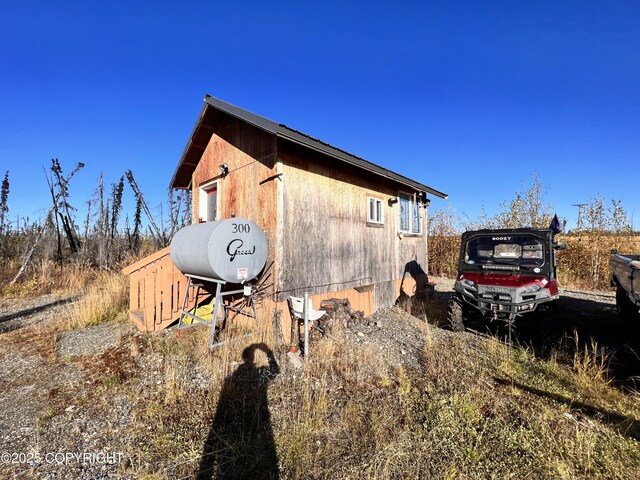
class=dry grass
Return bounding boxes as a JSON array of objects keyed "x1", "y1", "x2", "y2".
[
  {"x1": 557, "y1": 234, "x2": 640, "y2": 290},
  {"x1": 0, "y1": 319, "x2": 62, "y2": 360},
  {"x1": 427, "y1": 233, "x2": 461, "y2": 278},
  {"x1": 116, "y1": 322, "x2": 640, "y2": 479},
  {"x1": 1, "y1": 259, "x2": 99, "y2": 297},
  {"x1": 571, "y1": 332, "x2": 612, "y2": 388},
  {"x1": 265, "y1": 329, "x2": 640, "y2": 479},
  {"x1": 65, "y1": 271, "x2": 127, "y2": 329},
  {"x1": 122, "y1": 322, "x2": 280, "y2": 477},
  {"x1": 1, "y1": 306, "x2": 631, "y2": 479},
  {"x1": 5, "y1": 259, "x2": 637, "y2": 478}
]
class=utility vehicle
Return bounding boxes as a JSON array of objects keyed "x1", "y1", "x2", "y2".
[{"x1": 448, "y1": 227, "x2": 566, "y2": 331}]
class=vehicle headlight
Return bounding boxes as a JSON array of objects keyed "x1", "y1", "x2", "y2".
[
  {"x1": 522, "y1": 284, "x2": 542, "y2": 293},
  {"x1": 461, "y1": 278, "x2": 477, "y2": 289}
]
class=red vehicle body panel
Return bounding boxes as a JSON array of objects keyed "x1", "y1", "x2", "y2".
[{"x1": 458, "y1": 272, "x2": 559, "y2": 296}]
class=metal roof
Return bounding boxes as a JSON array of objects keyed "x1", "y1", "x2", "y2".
[{"x1": 170, "y1": 94, "x2": 448, "y2": 199}]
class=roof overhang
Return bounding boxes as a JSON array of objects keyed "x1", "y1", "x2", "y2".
[{"x1": 170, "y1": 95, "x2": 448, "y2": 200}]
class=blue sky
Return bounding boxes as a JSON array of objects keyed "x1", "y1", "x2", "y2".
[{"x1": 1, "y1": 1, "x2": 639, "y2": 229}]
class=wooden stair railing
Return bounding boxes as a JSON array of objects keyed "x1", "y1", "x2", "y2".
[{"x1": 122, "y1": 247, "x2": 197, "y2": 332}]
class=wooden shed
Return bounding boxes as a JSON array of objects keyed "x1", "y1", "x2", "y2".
[{"x1": 124, "y1": 95, "x2": 447, "y2": 338}]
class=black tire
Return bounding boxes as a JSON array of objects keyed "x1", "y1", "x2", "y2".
[
  {"x1": 447, "y1": 298, "x2": 466, "y2": 332},
  {"x1": 535, "y1": 303, "x2": 559, "y2": 340},
  {"x1": 616, "y1": 285, "x2": 639, "y2": 321}
]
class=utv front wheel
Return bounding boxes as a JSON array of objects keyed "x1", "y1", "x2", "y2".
[
  {"x1": 447, "y1": 298, "x2": 466, "y2": 332},
  {"x1": 535, "y1": 303, "x2": 559, "y2": 339}
]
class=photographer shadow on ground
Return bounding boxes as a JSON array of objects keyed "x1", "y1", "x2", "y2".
[{"x1": 196, "y1": 343, "x2": 280, "y2": 480}]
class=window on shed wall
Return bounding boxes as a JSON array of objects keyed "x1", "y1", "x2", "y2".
[
  {"x1": 198, "y1": 182, "x2": 218, "y2": 222},
  {"x1": 399, "y1": 192, "x2": 422, "y2": 234},
  {"x1": 367, "y1": 197, "x2": 384, "y2": 225}
]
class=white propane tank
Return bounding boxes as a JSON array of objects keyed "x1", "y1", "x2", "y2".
[{"x1": 170, "y1": 219, "x2": 268, "y2": 283}]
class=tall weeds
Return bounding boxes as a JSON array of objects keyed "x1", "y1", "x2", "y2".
[
  {"x1": 572, "y1": 332, "x2": 611, "y2": 387},
  {"x1": 66, "y1": 272, "x2": 127, "y2": 329},
  {"x1": 556, "y1": 234, "x2": 640, "y2": 290}
]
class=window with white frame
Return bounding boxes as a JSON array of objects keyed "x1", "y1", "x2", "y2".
[
  {"x1": 367, "y1": 197, "x2": 384, "y2": 225},
  {"x1": 399, "y1": 192, "x2": 422, "y2": 234},
  {"x1": 198, "y1": 181, "x2": 218, "y2": 222}
]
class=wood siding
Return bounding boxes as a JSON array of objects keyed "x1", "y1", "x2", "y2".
[
  {"x1": 124, "y1": 112, "x2": 432, "y2": 334},
  {"x1": 191, "y1": 115, "x2": 280, "y2": 298},
  {"x1": 277, "y1": 140, "x2": 429, "y2": 309},
  {"x1": 192, "y1": 117, "x2": 277, "y2": 223}
]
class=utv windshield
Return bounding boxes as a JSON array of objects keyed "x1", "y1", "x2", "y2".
[{"x1": 464, "y1": 234, "x2": 545, "y2": 269}]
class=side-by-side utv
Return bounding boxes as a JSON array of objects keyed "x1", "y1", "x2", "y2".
[{"x1": 448, "y1": 227, "x2": 566, "y2": 331}]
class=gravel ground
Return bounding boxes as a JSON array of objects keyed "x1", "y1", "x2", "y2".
[
  {"x1": 57, "y1": 322, "x2": 131, "y2": 358},
  {"x1": 0, "y1": 294, "x2": 141, "y2": 479},
  {"x1": 1, "y1": 277, "x2": 639, "y2": 478},
  {"x1": 0, "y1": 295, "x2": 78, "y2": 334},
  {"x1": 344, "y1": 306, "x2": 451, "y2": 370}
]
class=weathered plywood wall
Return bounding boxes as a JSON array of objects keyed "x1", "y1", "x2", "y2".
[
  {"x1": 191, "y1": 114, "x2": 280, "y2": 289},
  {"x1": 187, "y1": 114, "x2": 430, "y2": 315},
  {"x1": 277, "y1": 141, "x2": 429, "y2": 309},
  {"x1": 192, "y1": 117, "x2": 277, "y2": 222}
]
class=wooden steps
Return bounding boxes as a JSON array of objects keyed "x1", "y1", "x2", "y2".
[{"x1": 122, "y1": 247, "x2": 197, "y2": 332}]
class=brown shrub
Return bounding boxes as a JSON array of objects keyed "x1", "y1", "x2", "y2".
[{"x1": 557, "y1": 234, "x2": 640, "y2": 290}]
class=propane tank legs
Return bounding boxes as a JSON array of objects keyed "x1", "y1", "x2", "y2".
[
  {"x1": 208, "y1": 282, "x2": 224, "y2": 350},
  {"x1": 176, "y1": 274, "x2": 260, "y2": 350}
]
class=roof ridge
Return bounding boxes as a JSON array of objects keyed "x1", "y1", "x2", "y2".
[{"x1": 171, "y1": 95, "x2": 448, "y2": 199}]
